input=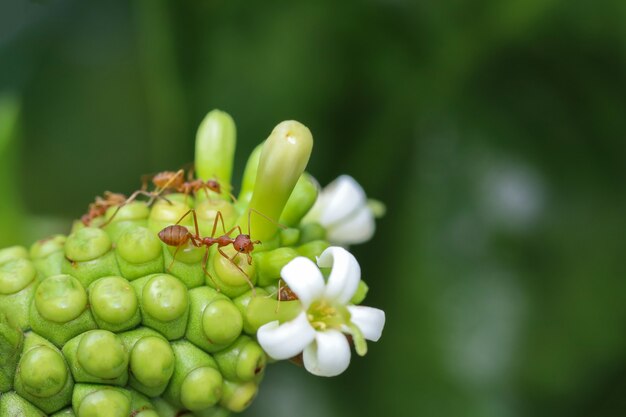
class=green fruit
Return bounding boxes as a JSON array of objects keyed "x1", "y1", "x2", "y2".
[{"x1": 0, "y1": 111, "x2": 382, "y2": 416}]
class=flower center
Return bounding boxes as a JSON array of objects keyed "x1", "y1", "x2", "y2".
[{"x1": 306, "y1": 300, "x2": 350, "y2": 331}]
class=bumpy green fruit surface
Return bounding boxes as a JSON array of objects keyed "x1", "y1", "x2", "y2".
[{"x1": 0, "y1": 112, "x2": 340, "y2": 416}]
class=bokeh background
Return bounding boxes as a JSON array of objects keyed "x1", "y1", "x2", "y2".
[{"x1": 1, "y1": 1, "x2": 626, "y2": 416}]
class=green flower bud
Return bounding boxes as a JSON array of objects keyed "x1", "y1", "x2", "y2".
[
  {"x1": 115, "y1": 227, "x2": 164, "y2": 280},
  {"x1": 62, "y1": 330, "x2": 129, "y2": 386},
  {"x1": 132, "y1": 274, "x2": 190, "y2": 340},
  {"x1": 50, "y1": 407, "x2": 76, "y2": 416},
  {"x1": 238, "y1": 120, "x2": 313, "y2": 243},
  {"x1": 195, "y1": 199, "x2": 237, "y2": 238},
  {"x1": 235, "y1": 291, "x2": 301, "y2": 334},
  {"x1": 214, "y1": 335, "x2": 266, "y2": 383},
  {"x1": 193, "y1": 405, "x2": 231, "y2": 417},
  {"x1": 252, "y1": 247, "x2": 299, "y2": 287},
  {"x1": 148, "y1": 198, "x2": 193, "y2": 234},
  {"x1": 236, "y1": 143, "x2": 263, "y2": 209},
  {"x1": 0, "y1": 311, "x2": 22, "y2": 393},
  {"x1": 151, "y1": 398, "x2": 188, "y2": 417},
  {"x1": 30, "y1": 235, "x2": 66, "y2": 277},
  {"x1": 220, "y1": 380, "x2": 257, "y2": 413},
  {"x1": 62, "y1": 228, "x2": 120, "y2": 288},
  {"x1": 30, "y1": 275, "x2": 97, "y2": 347},
  {"x1": 206, "y1": 246, "x2": 256, "y2": 298},
  {"x1": 297, "y1": 223, "x2": 327, "y2": 245},
  {"x1": 296, "y1": 239, "x2": 330, "y2": 261},
  {"x1": 14, "y1": 333, "x2": 74, "y2": 414},
  {"x1": 162, "y1": 244, "x2": 206, "y2": 289},
  {"x1": 102, "y1": 202, "x2": 150, "y2": 243},
  {"x1": 0, "y1": 258, "x2": 36, "y2": 295},
  {"x1": 0, "y1": 391, "x2": 47, "y2": 417},
  {"x1": 279, "y1": 173, "x2": 319, "y2": 227},
  {"x1": 88, "y1": 276, "x2": 141, "y2": 332},
  {"x1": 278, "y1": 227, "x2": 300, "y2": 247},
  {"x1": 186, "y1": 287, "x2": 242, "y2": 352},
  {"x1": 0, "y1": 245, "x2": 29, "y2": 265},
  {"x1": 128, "y1": 389, "x2": 158, "y2": 417},
  {"x1": 195, "y1": 109, "x2": 237, "y2": 188},
  {"x1": 164, "y1": 341, "x2": 223, "y2": 411},
  {"x1": 350, "y1": 280, "x2": 369, "y2": 305},
  {"x1": 72, "y1": 384, "x2": 132, "y2": 417},
  {"x1": 117, "y1": 327, "x2": 174, "y2": 397},
  {"x1": 0, "y1": 258, "x2": 38, "y2": 329}
]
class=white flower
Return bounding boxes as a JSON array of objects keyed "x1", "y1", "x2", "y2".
[
  {"x1": 303, "y1": 175, "x2": 379, "y2": 245},
  {"x1": 257, "y1": 247, "x2": 385, "y2": 377}
]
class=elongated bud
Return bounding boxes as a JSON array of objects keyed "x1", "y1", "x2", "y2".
[
  {"x1": 279, "y1": 173, "x2": 319, "y2": 227},
  {"x1": 195, "y1": 109, "x2": 237, "y2": 187},
  {"x1": 236, "y1": 143, "x2": 263, "y2": 207},
  {"x1": 239, "y1": 121, "x2": 313, "y2": 242},
  {"x1": 253, "y1": 247, "x2": 299, "y2": 287}
]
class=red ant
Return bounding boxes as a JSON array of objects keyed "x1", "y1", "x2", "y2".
[
  {"x1": 81, "y1": 192, "x2": 127, "y2": 226},
  {"x1": 158, "y1": 208, "x2": 283, "y2": 293},
  {"x1": 102, "y1": 169, "x2": 234, "y2": 227}
]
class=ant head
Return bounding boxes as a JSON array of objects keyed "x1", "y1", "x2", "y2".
[
  {"x1": 206, "y1": 179, "x2": 221, "y2": 193},
  {"x1": 233, "y1": 234, "x2": 255, "y2": 254}
]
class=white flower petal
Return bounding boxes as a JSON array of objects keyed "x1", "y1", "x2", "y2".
[
  {"x1": 347, "y1": 305, "x2": 386, "y2": 342},
  {"x1": 317, "y1": 176, "x2": 367, "y2": 227},
  {"x1": 326, "y1": 205, "x2": 375, "y2": 245},
  {"x1": 281, "y1": 257, "x2": 325, "y2": 308},
  {"x1": 303, "y1": 329, "x2": 351, "y2": 377},
  {"x1": 257, "y1": 312, "x2": 316, "y2": 360},
  {"x1": 317, "y1": 246, "x2": 361, "y2": 304}
]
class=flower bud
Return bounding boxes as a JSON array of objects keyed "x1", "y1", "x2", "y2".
[
  {"x1": 131, "y1": 274, "x2": 190, "y2": 340},
  {"x1": 0, "y1": 391, "x2": 47, "y2": 416},
  {"x1": 279, "y1": 173, "x2": 319, "y2": 227},
  {"x1": 88, "y1": 276, "x2": 141, "y2": 332},
  {"x1": 72, "y1": 384, "x2": 132, "y2": 417},
  {"x1": 164, "y1": 341, "x2": 223, "y2": 411},
  {"x1": 15, "y1": 333, "x2": 74, "y2": 413},
  {"x1": 30, "y1": 235, "x2": 66, "y2": 277},
  {"x1": 62, "y1": 228, "x2": 120, "y2": 288},
  {"x1": 213, "y1": 335, "x2": 266, "y2": 383},
  {"x1": 115, "y1": 227, "x2": 164, "y2": 280},
  {"x1": 220, "y1": 380, "x2": 257, "y2": 413},
  {"x1": 0, "y1": 310, "x2": 22, "y2": 392},
  {"x1": 252, "y1": 247, "x2": 299, "y2": 287},
  {"x1": 238, "y1": 120, "x2": 313, "y2": 243},
  {"x1": 0, "y1": 257, "x2": 38, "y2": 329},
  {"x1": 118, "y1": 328, "x2": 174, "y2": 397},
  {"x1": 62, "y1": 330, "x2": 129, "y2": 386},
  {"x1": 30, "y1": 275, "x2": 97, "y2": 347},
  {"x1": 186, "y1": 287, "x2": 243, "y2": 352},
  {"x1": 102, "y1": 202, "x2": 150, "y2": 243},
  {"x1": 195, "y1": 109, "x2": 237, "y2": 189}
]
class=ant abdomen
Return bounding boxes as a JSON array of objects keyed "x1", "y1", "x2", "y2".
[{"x1": 158, "y1": 224, "x2": 190, "y2": 246}]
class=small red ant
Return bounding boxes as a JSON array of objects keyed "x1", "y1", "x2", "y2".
[
  {"x1": 81, "y1": 192, "x2": 127, "y2": 226},
  {"x1": 102, "y1": 169, "x2": 234, "y2": 227},
  {"x1": 158, "y1": 208, "x2": 284, "y2": 292}
]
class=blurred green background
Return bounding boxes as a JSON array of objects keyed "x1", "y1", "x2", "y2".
[{"x1": 1, "y1": 1, "x2": 626, "y2": 416}]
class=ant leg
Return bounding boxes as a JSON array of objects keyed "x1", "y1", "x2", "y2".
[
  {"x1": 247, "y1": 208, "x2": 288, "y2": 236},
  {"x1": 218, "y1": 248, "x2": 255, "y2": 294},
  {"x1": 175, "y1": 209, "x2": 201, "y2": 240},
  {"x1": 211, "y1": 211, "x2": 230, "y2": 238},
  {"x1": 201, "y1": 247, "x2": 220, "y2": 291},
  {"x1": 101, "y1": 189, "x2": 151, "y2": 228}
]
